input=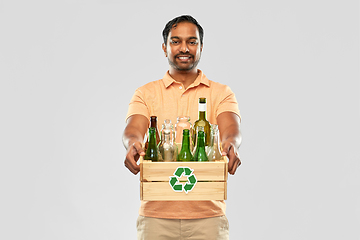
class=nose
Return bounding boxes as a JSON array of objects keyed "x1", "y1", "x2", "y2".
[{"x1": 180, "y1": 41, "x2": 189, "y2": 53}]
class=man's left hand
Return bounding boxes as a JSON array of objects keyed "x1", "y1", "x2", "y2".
[{"x1": 222, "y1": 142, "x2": 241, "y2": 175}]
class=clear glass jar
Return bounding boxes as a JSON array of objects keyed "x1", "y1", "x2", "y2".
[{"x1": 175, "y1": 116, "x2": 193, "y2": 150}]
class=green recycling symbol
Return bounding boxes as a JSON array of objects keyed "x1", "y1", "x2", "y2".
[{"x1": 169, "y1": 166, "x2": 197, "y2": 194}]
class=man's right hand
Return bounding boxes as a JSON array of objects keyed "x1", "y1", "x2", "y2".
[
  {"x1": 124, "y1": 141, "x2": 145, "y2": 175},
  {"x1": 122, "y1": 114, "x2": 149, "y2": 175}
]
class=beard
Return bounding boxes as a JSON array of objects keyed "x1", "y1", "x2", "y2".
[{"x1": 168, "y1": 54, "x2": 201, "y2": 71}]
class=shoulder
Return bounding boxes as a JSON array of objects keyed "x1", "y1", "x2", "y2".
[
  {"x1": 136, "y1": 79, "x2": 164, "y2": 94},
  {"x1": 207, "y1": 80, "x2": 235, "y2": 95},
  {"x1": 208, "y1": 80, "x2": 228, "y2": 88},
  {"x1": 138, "y1": 79, "x2": 163, "y2": 89}
]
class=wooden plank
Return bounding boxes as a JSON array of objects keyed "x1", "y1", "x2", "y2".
[
  {"x1": 140, "y1": 159, "x2": 144, "y2": 181},
  {"x1": 225, "y1": 158, "x2": 228, "y2": 181},
  {"x1": 140, "y1": 182, "x2": 143, "y2": 200},
  {"x1": 141, "y1": 182, "x2": 226, "y2": 201},
  {"x1": 141, "y1": 159, "x2": 227, "y2": 182}
]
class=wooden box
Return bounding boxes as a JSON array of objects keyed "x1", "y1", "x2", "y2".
[{"x1": 140, "y1": 157, "x2": 228, "y2": 201}]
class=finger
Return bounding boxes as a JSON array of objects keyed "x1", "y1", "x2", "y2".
[
  {"x1": 124, "y1": 143, "x2": 143, "y2": 175},
  {"x1": 228, "y1": 156, "x2": 236, "y2": 174},
  {"x1": 124, "y1": 158, "x2": 140, "y2": 175},
  {"x1": 229, "y1": 158, "x2": 240, "y2": 175},
  {"x1": 224, "y1": 144, "x2": 235, "y2": 166},
  {"x1": 227, "y1": 150, "x2": 241, "y2": 175},
  {"x1": 133, "y1": 142, "x2": 145, "y2": 156}
]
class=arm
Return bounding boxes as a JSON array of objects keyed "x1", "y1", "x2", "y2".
[
  {"x1": 122, "y1": 114, "x2": 149, "y2": 175},
  {"x1": 217, "y1": 112, "x2": 242, "y2": 175}
]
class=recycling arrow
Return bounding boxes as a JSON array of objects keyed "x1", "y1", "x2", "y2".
[{"x1": 169, "y1": 166, "x2": 197, "y2": 194}]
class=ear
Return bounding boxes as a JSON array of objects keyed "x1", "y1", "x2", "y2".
[{"x1": 162, "y1": 43, "x2": 167, "y2": 57}]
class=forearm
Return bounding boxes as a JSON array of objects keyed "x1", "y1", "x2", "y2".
[
  {"x1": 122, "y1": 126, "x2": 145, "y2": 150},
  {"x1": 220, "y1": 123, "x2": 242, "y2": 150},
  {"x1": 217, "y1": 112, "x2": 242, "y2": 148},
  {"x1": 122, "y1": 114, "x2": 149, "y2": 150},
  {"x1": 123, "y1": 115, "x2": 149, "y2": 175},
  {"x1": 217, "y1": 112, "x2": 242, "y2": 174}
]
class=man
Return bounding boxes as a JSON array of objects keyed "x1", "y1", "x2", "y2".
[{"x1": 123, "y1": 15, "x2": 242, "y2": 240}]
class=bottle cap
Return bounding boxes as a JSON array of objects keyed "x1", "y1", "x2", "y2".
[{"x1": 199, "y1": 98, "x2": 206, "y2": 103}]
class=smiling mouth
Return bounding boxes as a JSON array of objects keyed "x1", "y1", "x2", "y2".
[{"x1": 177, "y1": 56, "x2": 192, "y2": 62}]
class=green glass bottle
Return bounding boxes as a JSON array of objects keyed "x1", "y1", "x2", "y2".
[
  {"x1": 193, "y1": 130, "x2": 208, "y2": 162},
  {"x1": 144, "y1": 127, "x2": 159, "y2": 161},
  {"x1": 177, "y1": 129, "x2": 193, "y2": 161},
  {"x1": 144, "y1": 116, "x2": 160, "y2": 151},
  {"x1": 193, "y1": 98, "x2": 211, "y2": 149}
]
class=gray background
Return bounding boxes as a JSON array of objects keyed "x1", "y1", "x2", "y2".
[{"x1": 1, "y1": 0, "x2": 359, "y2": 239}]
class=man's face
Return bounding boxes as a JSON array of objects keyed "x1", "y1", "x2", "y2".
[{"x1": 162, "y1": 22, "x2": 203, "y2": 72}]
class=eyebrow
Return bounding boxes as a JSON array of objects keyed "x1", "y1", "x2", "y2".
[{"x1": 170, "y1": 36, "x2": 198, "y2": 41}]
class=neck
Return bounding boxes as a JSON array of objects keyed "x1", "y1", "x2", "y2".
[{"x1": 168, "y1": 68, "x2": 199, "y2": 89}]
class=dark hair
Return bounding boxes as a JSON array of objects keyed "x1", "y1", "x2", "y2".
[{"x1": 162, "y1": 15, "x2": 204, "y2": 46}]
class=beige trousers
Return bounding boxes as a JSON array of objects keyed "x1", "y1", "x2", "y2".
[{"x1": 136, "y1": 215, "x2": 229, "y2": 240}]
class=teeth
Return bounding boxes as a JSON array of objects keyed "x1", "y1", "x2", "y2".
[{"x1": 179, "y1": 57, "x2": 190, "y2": 59}]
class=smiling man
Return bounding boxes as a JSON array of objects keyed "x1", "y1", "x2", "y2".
[
  {"x1": 123, "y1": 15, "x2": 242, "y2": 240},
  {"x1": 163, "y1": 21, "x2": 202, "y2": 79}
]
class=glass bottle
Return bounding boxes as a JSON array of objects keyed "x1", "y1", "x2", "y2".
[
  {"x1": 175, "y1": 116, "x2": 193, "y2": 151},
  {"x1": 145, "y1": 116, "x2": 160, "y2": 150},
  {"x1": 177, "y1": 129, "x2": 193, "y2": 161},
  {"x1": 207, "y1": 124, "x2": 222, "y2": 161},
  {"x1": 144, "y1": 127, "x2": 159, "y2": 161},
  {"x1": 193, "y1": 98, "x2": 211, "y2": 150},
  {"x1": 158, "y1": 119, "x2": 177, "y2": 161},
  {"x1": 161, "y1": 119, "x2": 175, "y2": 142},
  {"x1": 159, "y1": 132, "x2": 178, "y2": 161},
  {"x1": 193, "y1": 129, "x2": 208, "y2": 162}
]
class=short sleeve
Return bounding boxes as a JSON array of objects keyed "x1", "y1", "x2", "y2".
[
  {"x1": 215, "y1": 85, "x2": 241, "y2": 121},
  {"x1": 125, "y1": 88, "x2": 150, "y2": 121}
]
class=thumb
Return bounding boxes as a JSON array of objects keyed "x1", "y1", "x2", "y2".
[
  {"x1": 221, "y1": 142, "x2": 232, "y2": 156},
  {"x1": 133, "y1": 142, "x2": 145, "y2": 156}
]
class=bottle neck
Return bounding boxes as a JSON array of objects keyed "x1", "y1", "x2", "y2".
[
  {"x1": 182, "y1": 133, "x2": 190, "y2": 147},
  {"x1": 148, "y1": 129, "x2": 157, "y2": 145},
  {"x1": 162, "y1": 132, "x2": 171, "y2": 143},
  {"x1": 198, "y1": 103, "x2": 206, "y2": 119},
  {"x1": 196, "y1": 135, "x2": 205, "y2": 148},
  {"x1": 178, "y1": 116, "x2": 190, "y2": 122},
  {"x1": 212, "y1": 129, "x2": 219, "y2": 145},
  {"x1": 150, "y1": 120, "x2": 157, "y2": 128},
  {"x1": 199, "y1": 111, "x2": 206, "y2": 120}
]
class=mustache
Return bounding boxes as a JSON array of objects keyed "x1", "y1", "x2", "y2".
[{"x1": 175, "y1": 53, "x2": 194, "y2": 58}]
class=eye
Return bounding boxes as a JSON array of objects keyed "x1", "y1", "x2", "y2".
[
  {"x1": 171, "y1": 40, "x2": 179, "y2": 45},
  {"x1": 189, "y1": 41, "x2": 197, "y2": 45}
]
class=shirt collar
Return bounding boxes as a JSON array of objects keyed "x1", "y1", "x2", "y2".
[{"x1": 162, "y1": 69, "x2": 210, "y2": 88}]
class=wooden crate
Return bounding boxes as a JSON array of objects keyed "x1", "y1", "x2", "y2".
[{"x1": 140, "y1": 157, "x2": 228, "y2": 201}]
